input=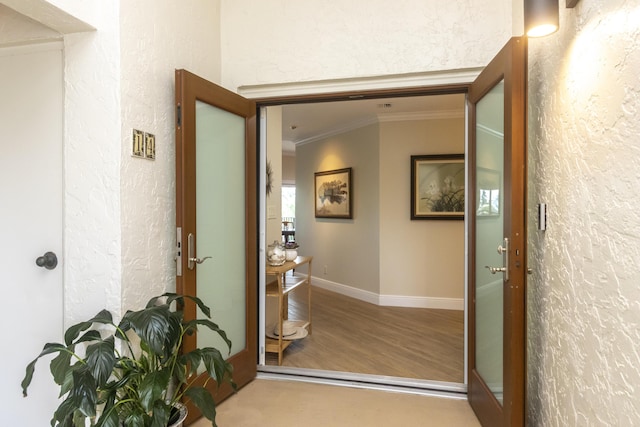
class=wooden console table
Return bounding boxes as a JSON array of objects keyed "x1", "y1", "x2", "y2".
[{"x1": 265, "y1": 256, "x2": 312, "y2": 365}]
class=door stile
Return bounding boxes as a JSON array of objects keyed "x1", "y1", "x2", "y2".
[{"x1": 467, "y1": 36, "x2": 528, "y2": 427}]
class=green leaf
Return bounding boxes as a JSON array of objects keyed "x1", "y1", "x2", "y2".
[
  {"x1": 68, "y1": 367, "x2": 98, "y2": 418},
  {"x1": 121, "y1": 305, "x2": 171, "y2": 356},
  {"x1": 139, "y1": 368, "x2": 171, "y2": 411},
  {"x1": 185, "y1": 318, "x2": 232, "y2": 352},
  {"x1": 200, "y1": 348, "x2": 233, "y2": 385},
  {"x1": 85, "y1": 336, "x2": 116, "y2": 387},
  {"x1": 184, "y1": 387, "x2": 217, "y2": 426},
  {"x1": 94, "y1": 391, "x2": 117, "y2": 427},
  {"x1": 75, "y1": 330, "x2": 102, "y2": 345},
  {"x1": 123, "y1": 412, "x2": 146, "y2": 427},
  {"x1": 150, "y1": 400, "x2": 171, "y2": 427},
  {"x1": 52, "y1": 395, "x2": 80, "y2": 427},
  {"x1": 64, "y1": 309, "x2": 113, "y2": 345},
  {"x1": 95, "y1": 407, "x2": 120, "y2": 427},
  {"x1": 59, "y1": 362, "x2": 84, "y2": 398},
  {"x1": 180, "y1": 350, "x2": 203, "y2": 378},
  {"x1": 50, "y1": 350, "x2": 73, "y2": 385},
  {"x1": 22, "y1": 342, "x2": 67, "y2": 396}
]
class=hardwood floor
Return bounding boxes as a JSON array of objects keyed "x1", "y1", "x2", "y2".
[{"x1": 265, "y1": 285, "x2": 464, "y2": 383}]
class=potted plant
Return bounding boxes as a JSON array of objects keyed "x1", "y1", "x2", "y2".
[
  {"x1": 21, "y1": 293, "x2": 235, "y2": 427},
  {"x1": 284, "y1": 241, "x2": 299, "y2": 261}
]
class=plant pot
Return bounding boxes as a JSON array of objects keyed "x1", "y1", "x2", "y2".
[
  {"x1": 285, "y1": 248, "x2": 298, "y2": 261},
  {"x1": 168, "y1": 403, "x2": 188, "y2": 427}
]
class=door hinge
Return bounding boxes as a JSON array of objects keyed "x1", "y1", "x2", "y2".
[{"x1": 176, "y1": 104, "x2": 182, "y2": 127}]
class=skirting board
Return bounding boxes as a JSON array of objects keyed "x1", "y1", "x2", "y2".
[{"x1": 312, "y1": 276, "x2": 464, "y2": 311}]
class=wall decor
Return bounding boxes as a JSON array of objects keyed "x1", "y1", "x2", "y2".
[
  {"x1": 411, "y1": 154, "x2": 464, "y2": 220},
  {"x1": 477, "y1": 167, "x2": 501, "y2": 216},
  {"x1": 314, "y1": 167, "x2": 352, "y2": 219}
]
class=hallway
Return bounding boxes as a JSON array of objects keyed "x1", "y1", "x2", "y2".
[{"x1": 192, "y1": 378, "x2": 480, "y2": 426}]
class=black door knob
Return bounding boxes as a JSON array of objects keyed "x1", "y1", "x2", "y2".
[{"x1": 36, "y1": 252, "x2": 58, "y2": 270}]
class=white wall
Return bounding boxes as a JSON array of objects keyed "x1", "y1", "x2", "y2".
[
  {"x1": 220, "y1": 0, "x2": 511, "y2": 92},
  {"x1": 118, "y1": 0, "x2": 221, "y2": 311},
  {"x1": 527, "y1": 0, "x2": 640, "y2": 424},
  {"x1": 3, "y1": 0, "x2": 223, "y2": 323}
]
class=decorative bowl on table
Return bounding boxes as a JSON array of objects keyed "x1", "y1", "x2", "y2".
[
  {"x1": 267, "y1": 241, "x2": 286, "y2": 266},
  {"x1": 284, "y1": 241, "x2": 299, "y2": 261}
]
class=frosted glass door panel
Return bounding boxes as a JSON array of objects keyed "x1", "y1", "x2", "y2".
[
  {"x1": 474, "y1": 80, "x2": 505, "y2": 405},
  {"x1": 195, "y1": 100, "x2": 246, "y2": 359}
]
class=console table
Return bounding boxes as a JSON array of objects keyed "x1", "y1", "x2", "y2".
[{"x1": 265, "y1": 256, "x2": 312, "y2": 365}]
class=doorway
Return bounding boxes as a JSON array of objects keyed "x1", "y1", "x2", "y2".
[{"x1": 254, "y1": 83, "x2": 471, "y2": 390}]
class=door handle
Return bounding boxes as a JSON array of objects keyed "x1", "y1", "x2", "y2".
[
  {"x1": 187, "y1": 233, "x2": 212, "y2": 270},
  {"x1": 485, "y1": 238, "x2": 509, "y2": 280},
  {"x1": 36, "y1": 251, "x2": 58, "y2": 270},
  {"x1": 485, "y1": 266, "x2": 506, "y2": 274}
]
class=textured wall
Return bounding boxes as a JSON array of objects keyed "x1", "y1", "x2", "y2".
[
  {"x1": 63, "y1": 3, "x2": 123, "y2": 322},
  {"x1": 119, "y1": 0, "x2": 221, "y2": 310},
  {"x1": 527, "y1": 0, "x2": 640, "y2": 425},
  {"x1": 220, "y1": 0, "x2": 511, "y2": 91}
]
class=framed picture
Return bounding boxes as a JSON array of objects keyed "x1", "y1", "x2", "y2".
[
  {"x1": 477, "y1": 167, "x2": 501, "y2": 217},
  {"x1": 411, "y1": 154, "x2": 465, "y2": 220},
  {"x1": 314, "y1": 167, "x2": 353, "y2": 219}
]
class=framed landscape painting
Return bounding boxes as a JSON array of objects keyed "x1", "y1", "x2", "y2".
[
  {"x1": 314, "y1": 168, "x2": 352, "y2": 219},
  {"x1": 411, "y1": 154, "x2": 465, "y2": 220}
]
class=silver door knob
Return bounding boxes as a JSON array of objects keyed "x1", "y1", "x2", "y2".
[{"x1": 36, "y1": 252, "x2": 58, "y2": 270}]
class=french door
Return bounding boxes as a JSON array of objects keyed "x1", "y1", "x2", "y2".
[
  {"x1": 175, "y1": 69, "x2": 258, "y2": 424},
  {"x1": 467, "y1": 37, "x2": 528, "y2": 426}
]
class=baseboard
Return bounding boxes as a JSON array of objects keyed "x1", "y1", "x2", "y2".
[
  {"x1": 311, "y1": 277, "x2": 379, "y2": 305},
  {"x1": 379, "y1": 294, "x2": 464, "y2": 311},
  {"x1": 312, "y1": 276, "x2": 464, "y2": 310}
]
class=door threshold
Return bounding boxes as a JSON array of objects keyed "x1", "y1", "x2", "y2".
[{"x1": 257, "y1": 366, "x2": 467, "y2": 400}]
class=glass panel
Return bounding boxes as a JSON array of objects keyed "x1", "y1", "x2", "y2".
[
  {"x1": 475, "y1": 80, "x2": 505, "y2": 405},
  {"x1": 196, "y1": 100, "x2": 246, "y2": 359}
]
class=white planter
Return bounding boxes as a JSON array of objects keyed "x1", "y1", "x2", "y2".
[
  {"x1": 285, "y1": 249, "x2": 298, "y2": 261},
  {"x1": 169, "y1": 403, "x2": 188, "y2": 427}
]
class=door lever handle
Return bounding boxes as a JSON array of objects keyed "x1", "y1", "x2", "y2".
[
  {"x1": 189, "y1": 256, "x2": 212, "y2": 265},
  {"x1": 187, "y1": 233, "x2": 212, "y2": 270},
  {"x1": 485, "y1": 265, "x2": 506, "y2": 274}
]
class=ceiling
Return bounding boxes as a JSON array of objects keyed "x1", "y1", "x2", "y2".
[{"x1": 280, "y1": 93, "x2": 466, "y2": 152}]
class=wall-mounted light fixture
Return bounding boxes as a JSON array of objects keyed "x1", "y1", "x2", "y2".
[
  {"x1": 524, "y1": 0, "x2": 581, "y2": 37},
  {"x1": 525, "y1": 0, "x2": 559, "y2": 37}
]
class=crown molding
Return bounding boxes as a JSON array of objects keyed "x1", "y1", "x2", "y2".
[
  {"x1": 377, "y1": 109, "x2": 464, "y2": 123},
  {"x1": 238, "y1": 68, "x2": 482, "y2": 99}
]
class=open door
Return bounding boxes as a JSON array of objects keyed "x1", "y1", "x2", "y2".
[
  {"x1": 175, "y1": 69, "x2": 258, "y2": 424},
  {"x1": 467, "y1": 37, "x2": 528, "y2": 427}
]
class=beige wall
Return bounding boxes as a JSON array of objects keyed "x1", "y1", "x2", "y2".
[
  {"x1": 379, "y1": 117, "x2": 465, "y2": 299},
  {"x1": 527, "y1": 0, "x2": 640, "y2": 424},
  {"x1": 297, "y1": 124, "x2": 381, "y2": 294},
  {"x1": 282, "y1": 154, "x2": 296, "y2": 185},
  {"x1": 296, "y1": 115, "x2": 464, "y2": 303},
  {"x1": 265, "y1": 106, "x2": 283, "y2": 246}
]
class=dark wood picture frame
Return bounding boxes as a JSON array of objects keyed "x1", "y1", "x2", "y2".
[
  {"x1": 314, "y1": 167, "x2": 353, "y2": 219},
  {"x1": 411, "y1": 154, "x2": 465, "y2": 220}
]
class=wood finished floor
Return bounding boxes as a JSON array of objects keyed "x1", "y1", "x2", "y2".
[{"x1": 265, "y1": 285, "x2": 464, "y2": 383}]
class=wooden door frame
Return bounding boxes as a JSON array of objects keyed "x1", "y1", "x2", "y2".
[
  {"x1": 467, "y1": 37, "x2": 528, "y2": 427},
  {"x1": 253, "y1": 82, "x2": 470, "y2": 382},
  {"x1": 175, "y1": 69, "x2": 258, "y2": 424}
]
